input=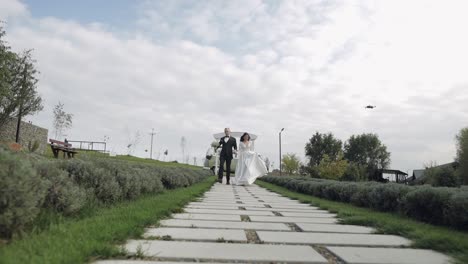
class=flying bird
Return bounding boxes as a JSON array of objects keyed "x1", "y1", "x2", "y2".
[{"x1": 365, "y1": 105, "x2": 376, "y2": 109}]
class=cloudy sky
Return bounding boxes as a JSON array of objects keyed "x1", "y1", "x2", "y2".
[{"x1": 1, "y1": 0, "x2": 467, "y2": 171}]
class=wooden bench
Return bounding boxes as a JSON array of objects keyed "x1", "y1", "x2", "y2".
[{"x1": 49, "y1": 139, "x2": 78, "y2": 158}]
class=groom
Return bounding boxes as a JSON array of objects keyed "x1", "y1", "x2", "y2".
[{"x1": 217, "y1": 127, "x2": 237, "y2": 185}]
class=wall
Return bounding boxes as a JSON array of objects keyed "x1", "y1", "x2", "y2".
[{"x1": 0, "y1": 118, "x2": 49, "y2": 154}]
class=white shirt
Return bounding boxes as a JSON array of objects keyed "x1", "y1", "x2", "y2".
[{"x1": 224, "y1": 136, "x2": 229, "y2": 143}]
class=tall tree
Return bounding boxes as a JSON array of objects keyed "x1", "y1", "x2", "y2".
[
  {"x1": 455, "y1": 127, "x2": 468, "y2": 184},
  {"x1": 318, "y1": 153, "x2": 348, "y2": 180},
  {"x1": 282, "y1": 153, "x2": 301, "y2": 175},
  {"x1": 0, "y1": 25, "x2": 43, "y2": 130},
  {"x1": 305, "y1": 132, "x2": 342, "y2": 166},
  {"x1": 264, "y1": 157, "x2": 271, "y2": 172},
  {"x1": 344, "y1": 133, "x2": 391, "y2": 180},
  {"x1": 53, "y1": 102, "x2": 73, "y2": 139}
]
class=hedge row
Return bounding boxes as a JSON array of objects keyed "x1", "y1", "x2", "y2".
[
  {"x1": 261, "y1": 176, "x2": 468, "y2": 230},
  {"x1": 0, "y1": 148, "x2": 211, "y2": 238}
]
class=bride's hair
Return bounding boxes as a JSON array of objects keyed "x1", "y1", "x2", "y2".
[{"x1": 240, "y1": 132, "x2": 250, "y2": 142}]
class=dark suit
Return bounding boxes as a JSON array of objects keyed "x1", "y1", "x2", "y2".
[{"x1": 217, "y1": 136, "x2": 237, "y2": 183}]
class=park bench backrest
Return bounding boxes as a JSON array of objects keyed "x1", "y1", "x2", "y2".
[{"x1": 49, "y1": 139, "x2": 72, "y2": 148}]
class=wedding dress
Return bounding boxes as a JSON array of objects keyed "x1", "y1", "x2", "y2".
[{"x1": 234, "y1": 141, "x2": 268, "y2": 185}]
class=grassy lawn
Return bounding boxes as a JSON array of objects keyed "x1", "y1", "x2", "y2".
[
  {"x1": 0, "y1": 178, "x2": 214, "y2": 264},
  {"x1": 257, "y1": 180, "x2": 468, "y2": 264},
  {"x1": 42, "y1": 147, "x2": 199, "y2": 168}
]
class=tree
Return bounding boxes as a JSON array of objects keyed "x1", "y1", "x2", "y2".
[
  {"x1": 341, "y1": 162, "x2": 368, "y2": 181},
  {"x1": 424, "y1": 163, "x2": 459, "y2": 187},
  {"x1": 0, "y1": 25, "x2": 43, "y2": 130},
  {"x1": 455, "y1": 127, "x2": 468, "y2": 184},
  {"x1": 318, "y1": 153, "x2": 348, "y2": 180},
  {"x1": 344, "y1": 133, "x2": 390, "y2": 180},
  {"x1": 282, "y1": 153, "x2": 300, "y2": 175},
  {"x1": 264, "y1": 157, "x2": 271, "y2": 172},
  {"x1": 305, "y1": 132, "x2": 342, "y2": 166},
  {"x1": 53, "y1": 102, "x2": 73, "y2": 139}
]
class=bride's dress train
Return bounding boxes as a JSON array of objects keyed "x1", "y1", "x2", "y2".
[{"x1": 234, "y1": 141, "x2": 268, "y2": 185}]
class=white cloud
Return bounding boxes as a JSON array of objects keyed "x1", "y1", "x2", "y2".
[
  {"x1": 0, "y1": 0, "x2": 28, "y2": 19},
  {"x1": 2, "y1": 0, "x2": 468, "y2": 171}
]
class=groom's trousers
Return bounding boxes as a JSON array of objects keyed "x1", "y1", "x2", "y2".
[{"x1": 218, "y1": 156, "x2": 231, "y2": 183}]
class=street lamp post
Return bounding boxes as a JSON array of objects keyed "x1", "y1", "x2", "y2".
[
  {"x1": 149, "y1": 128, "x2": 157, "y2": 159},
  {"x1": 279, "y1": 128, "x2": 284, "y2": 176}
]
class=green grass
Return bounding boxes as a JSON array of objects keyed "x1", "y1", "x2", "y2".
[
  {"x1": 0, "y1": 178, "x2": 214, "y2": 264},
  {"x1": 257, "y1": 180, "x2": 468, "y2": 264},
  {"x1": 42, "y1": 146, "x2": 198, "y2": 169}
]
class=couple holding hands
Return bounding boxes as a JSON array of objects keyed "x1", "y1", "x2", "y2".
[{"x1": 216, "y1": 128, "x2": 268, "y2": 185}]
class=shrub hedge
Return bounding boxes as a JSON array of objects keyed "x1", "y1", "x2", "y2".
[
  {"x1": 261, "y1": 176, "x2": 468, "y2": 230},
  {"x1": 0, "y1": 148, "x2": 211, "y2": 238}
]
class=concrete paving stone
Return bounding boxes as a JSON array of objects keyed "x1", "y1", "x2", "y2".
[
  {"x1": 244, "y1": 207, "x2": 324, "y2": 212},
  {"x1": 257, "y1": 231, "x2": 411, "y2": 246},
  {"x1": 172, "y1": 213, "x2": 241, "y2": 221},
  {"x1": 144, "y1": 227, "x2": 247, "y2": 242},
  {"x1": 125, "y1": 240, "x2": 328, "y2": 263},
  {"x1": 95, "y1": 261, "x2": 231, "y2": 264},
  {"x1": 249, "y1": 215, "x2": 337, "y2": 224},
  {"x1": 184, "y1": 208, "x2": 274, "y2": 216},
  {"x1": 160, "y1": 219, "x2": 291, "y2": 231},
  {"x1": 326, "y1": 247, "x2": 452, "y2": 264},
  {"x1": 296, "y1": 223, "x2": 375, "y2": 234},
  {"x1": 186, "y1": 205, "x2": 242, "y2": 210},
  {"x1": 195, "y1": 200, "x2": 252, "y2": 204},
  {"x1": 268, "y1": 204, "x2": 317, "y2": 209},
  {"x1": 278, "y1": 212, "x2": 337, "y2": 218}
]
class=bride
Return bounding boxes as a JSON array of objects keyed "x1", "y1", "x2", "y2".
[{"x1": 234, "y1": 132, "x2": 268, "y2": 185}]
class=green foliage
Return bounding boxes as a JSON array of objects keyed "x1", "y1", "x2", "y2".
[
  {"x1": 401, "y1": 187, "x2": 452, "y2": 225},
  {"x1": 34, "y1": 161, "x2": 87, "y2": 215},
  {"x1": 305, "y1": 132, "x2": 342, "y2": 166},
  {"x1": 344, "y1": 133, "x2": 391, "y2": 179},
  {"x1": 0, "y1": 149, "x2": 211, "y2": 239},
  {"x1": 281, "y1": 153, "x2": 300, "y2": 175},
  {"x1": 0, "y1": 148, "x2": 46, "y2": 238},
  {"x1": 317, "y1": 153, "x2": 348, "y2": 180},
  {"x1": 261, "y1": 175, "x2": 468, "y2": 230},
  {"x1": 341, "y1": 162, "x2": 367, "y2": 181},
  {"x1": 424, "y1": 165, "x2": 460, "y2": 187},
  {"x1": 455, "y1": 127, "x2": 468, "y2": 184},
  {"x1": 0, "y1": 178, "x2": 213, "y2": 264},
  {"x1": 27, "y1": 140, "x2": 40, "y2": 153}
]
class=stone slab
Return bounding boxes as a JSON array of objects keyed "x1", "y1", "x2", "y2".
[
  {"x1": 172, "y1": 213, "x2": 241, "y2": 221},
  {"x1": 95, "y1": 261, "x2": 229, "y2": 264},
  {"x1": 186, "y1": 205, "x2": 242, "y2": 210},
  {"x1": 296, "y1": 223, "x2": 375, "y2": 234},
  {"x1": 144, "y1": 227, "x2": 247, "y2": 242},
  {"x1": 278, "y1": 212, "x2": 337, "y2": 218},
  {"x1": 244, "y1": 207, "x2": 323, "y2": 212},
  {"x1": 184, "y1": 208, "x2": 274, "y2": 216},
  {"x1": 189, "y1": 202, "x2": 268, "y2": 208},
  {"x1": 257, "y1": 231, "x2": 411, "y2": 246},
  {"x1": 249, "y1": 216, "x2": 337, "y2": 224},
  {"x1": 326, "y1": 247, "x2": 451, "y2": 264},
  {"x1": 160, "y1": 219, "x2": 290, "y2": 231},
  {"x1": 125, "y1": 240, "x2": 327, "y2": 263}
]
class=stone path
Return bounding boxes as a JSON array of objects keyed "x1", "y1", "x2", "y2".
[{"x1": 96, "y1": 181, "x2": 452, "y2": 264}]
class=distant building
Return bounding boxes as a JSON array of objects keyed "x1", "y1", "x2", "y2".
[
  {"x1": 407, "y1": 162, "x2": 459, "y2": 183},
  {"x1": 376, "y1": 169, "x2": 408, "y2": 183}
]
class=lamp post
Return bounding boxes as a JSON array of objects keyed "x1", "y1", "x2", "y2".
[
  {"x1": 279, "y1": 128, "x2": 284, "y2": 176},
  {"x1": 149, "y1": 128, "x2": 157, "y2": 159}
]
